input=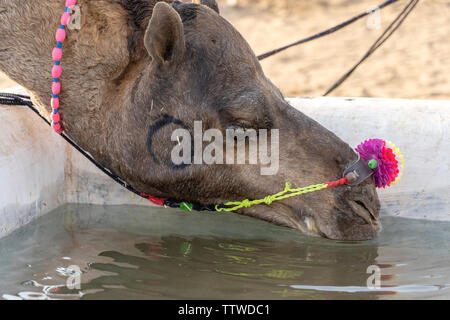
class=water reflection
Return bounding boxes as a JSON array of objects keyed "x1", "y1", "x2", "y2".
[
  {"x1": 0, "y1": 204, "x2": 449, "y2": 299},
  {"x1": 69, "y1": 236, "x2": 382, "y2": 299}
]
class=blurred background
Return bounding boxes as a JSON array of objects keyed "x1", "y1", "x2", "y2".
[{"x1": 1, "y1": 0, "x2": 448, "y2": 99}]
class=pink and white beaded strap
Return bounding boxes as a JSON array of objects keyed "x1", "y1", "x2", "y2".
[{"x1": 50, "y1": 0, "x2": 77, "y2": 134}]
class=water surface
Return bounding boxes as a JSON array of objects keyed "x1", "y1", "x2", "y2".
[{"x1": 0, "y1": 204, "x2": 449, "y2": 299}]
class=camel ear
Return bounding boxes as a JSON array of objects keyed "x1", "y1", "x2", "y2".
[
  {"x1": 144, "y1": 2, "x2": 185, "y2": 66},
  {"x1": 200, "y1": 0, "x2": 220, "y2": 14}
]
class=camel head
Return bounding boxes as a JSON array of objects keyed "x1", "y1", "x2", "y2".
[{"x1": 0, "y1": 0, "x2": 380, "y2": 240}]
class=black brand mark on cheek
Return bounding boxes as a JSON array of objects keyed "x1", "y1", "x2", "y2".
[{"x1": 146, "y1": 114, "x2": 193, "y2": 170}]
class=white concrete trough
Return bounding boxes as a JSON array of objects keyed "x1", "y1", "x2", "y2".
[{"x1": 0, "y1": 86, "x2": 448, "y2": 238}]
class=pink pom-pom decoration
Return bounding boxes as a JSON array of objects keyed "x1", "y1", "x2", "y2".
[
  {"x1": 52, "y1": 65, "x2": 62, "y2": 78},
  {"x1": 51, "y1": 97, "x2": 60, "y2": 109},
  {"x1": 52, "y1": 122, "x2": 62, "y2": 133},
  {"x1": 355, "y1": 139, "x2": 400, "y2": 188},
  {"x1": 61, "y1": 12, "x2": 71, "y2": 26},
  {"x1": 66, "y1": 0, "x2": 77, "y2": 8},
  {"x1": 49, "y1": 4, "x2": 78, "y2": 135},
  {"x1": 55, "y1": 28, "x2": 66, "y2": 42},
  {"x1": 52, "y1": 81, "x2": 61, "y2": 95},
  {"x1": 52, "y1": 112, "x2": 61, "y2": 123},
  {"x1": 52, "y1": 48, "x2": 63, "y2": 61}
]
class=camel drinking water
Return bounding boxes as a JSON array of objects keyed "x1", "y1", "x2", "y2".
[{"x1": 0, "y1": 0, "x2": 380, "y2": 240}]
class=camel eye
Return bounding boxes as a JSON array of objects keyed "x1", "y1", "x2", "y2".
[
  {"x1": 227, "y1": 124, "x2": 246, "y2": 131},
  {"x1": 226, "y1": 124, "x2": 257, "y2": 142}
]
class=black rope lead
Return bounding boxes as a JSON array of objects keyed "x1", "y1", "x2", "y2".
[
  {"x1": 324, "y1": 0, "x2": 419, "y2": 96},
  {"x1": 257, "y1": 0, "x2": 399, "y2": 60}
]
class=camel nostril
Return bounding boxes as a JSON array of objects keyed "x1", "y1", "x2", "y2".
[
  {"x1": 354, "y1": 200, "x2": 376, "y2": 220},
  {"x1": 348, "y1": 199, "x2": 379, "y2": 226}
]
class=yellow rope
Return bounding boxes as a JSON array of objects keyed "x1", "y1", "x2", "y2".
[
  {"x1": 215, "y1": 182, "x2": 328, "y2": 212},
  {"x1": 215, "y1": 140, "x2": 404, "y2": 213}
]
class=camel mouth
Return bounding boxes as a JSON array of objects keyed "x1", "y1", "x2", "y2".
[
  {"x1": 326, "y1": 199, "x2": 381, "y2": 241},
  {"x1": 260, "y1": 199, "x2": 381, "y2": 241}
]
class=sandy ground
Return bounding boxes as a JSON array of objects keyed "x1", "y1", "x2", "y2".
[
  {"x1": 0, "y1": 75, "x2": 14, "y2": 90},
  {"x1": 1, "y1": 0, "x2": 449, "y2": 99}
]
